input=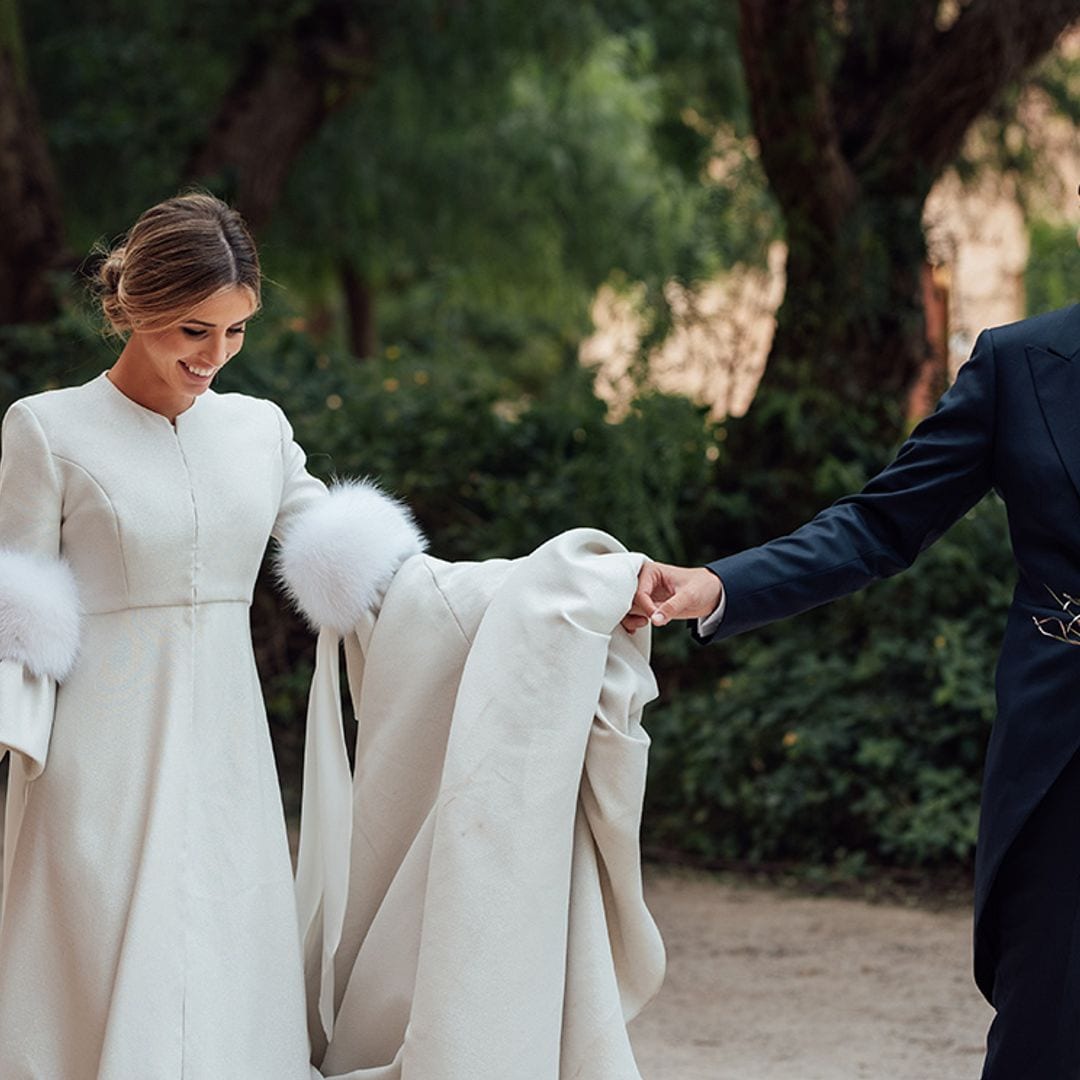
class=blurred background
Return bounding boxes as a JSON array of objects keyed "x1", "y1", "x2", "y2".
[{"x1": 1, "y1": 0, "x2": 1078, "y2": 885}]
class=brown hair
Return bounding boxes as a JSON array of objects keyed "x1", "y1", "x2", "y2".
[{"x1": 96, "y1": 193, "x2": 260, "y2": 334}]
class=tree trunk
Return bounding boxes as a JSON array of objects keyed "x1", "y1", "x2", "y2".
[
  {"x1": 341, "y1": 260, "x2": 377, "y2": 360},
  {"x1": 736, "y1": 0, "x2": 1080, "y2": 456},
  {"x1": 762, "y1": 193, "x2": 930, "y2": 438},
  {"x1": 185, "y1": 0, "x2": 376, "y2": 231},
  {"x1": 0, "y1": 0, "x2": 67, "y2": 324}
]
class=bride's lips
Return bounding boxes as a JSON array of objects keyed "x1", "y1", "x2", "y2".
[{"x1": 178, "y1": 359, "x2": 217, "y2": 384}]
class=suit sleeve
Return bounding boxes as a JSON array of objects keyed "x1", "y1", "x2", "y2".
[{"x1": 700, "y1": 328, "x2": 998, "y2": 643}]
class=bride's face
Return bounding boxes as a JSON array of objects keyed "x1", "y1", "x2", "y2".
[{"x1": 132, "y1": 286, "x2": 257, "y2": 399}]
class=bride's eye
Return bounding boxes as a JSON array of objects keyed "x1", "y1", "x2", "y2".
[{"x1": 180, "y1": 327, "x2": 207, "y2": 338}]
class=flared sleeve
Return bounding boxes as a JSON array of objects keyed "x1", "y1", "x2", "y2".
[
  {"x1": 0, "y1": 401, "x2": 80, "y2": 777},
  {"x1": 0, "y1": 400, "x2": 81, "y2": 902}
]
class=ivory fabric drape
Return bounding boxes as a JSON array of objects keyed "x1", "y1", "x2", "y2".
[
  {"x1": 0, "y1": 375, "x2": 663, "y2": 1080},
  {"x1": 297, "y1": 529, "x2": 666, "y2": 1080}
]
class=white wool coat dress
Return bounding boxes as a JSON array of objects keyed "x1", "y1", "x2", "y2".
[
  {"x1": 0, "y1": 370, "x2": 663, "y2": 1079},
  {"x1": 0, "y1": 372, "x2": 373, "y2": 1080}
]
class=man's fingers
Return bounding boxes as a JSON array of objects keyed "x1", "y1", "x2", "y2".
[
  {"x1": 645, "y1": 567, "x2": 722, "y2": 626},
  {"x1": 628, "y1": 561, "x2": 706, "y2": 631}
]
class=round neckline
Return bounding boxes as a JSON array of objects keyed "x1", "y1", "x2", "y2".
[{"x1": 99, "y1": 371, "x2": 205, "y2": 427}]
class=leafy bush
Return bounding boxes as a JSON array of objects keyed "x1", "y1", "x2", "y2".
[
  {"x1": 0, "y1": 300, "x2": 111, "y2": 406},
  {"x1": 0, "y1": 309, "x2": 1013, "y2": 869},
  {"x1": 1026, "y1": 218, "x2": 1078, "y2": 316},
  {"x1": 227, "y1": 315, "x2": 727, "y2": 565}
]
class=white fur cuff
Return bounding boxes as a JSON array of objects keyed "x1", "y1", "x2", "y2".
[
  {"x1": 275, "y1": 479, "x2": 428, "y2": 634},
  {"x1": 0, "y1": 550, "x2": 82, "y2": 681}
]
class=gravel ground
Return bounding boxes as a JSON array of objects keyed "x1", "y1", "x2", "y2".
[{"x1": 629, "y1": 867, "x2": 993, "y2": 1080}]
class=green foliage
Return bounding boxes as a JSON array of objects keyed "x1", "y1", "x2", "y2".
[
  {"x1": 225, "y1": 300, "x2": 726, "y2": 565},
  {"x1": 21, "y1": 0, "x2": 237, "y2": 248},
  {"x1": 23, "y1": 0, "x2": 771, "y2": 381},
  {"x1": 1026, "y1": 218, "x2": 1079, "y2": 316},
  {"x1": 11, "y1": 0, "x2": 1049, "y2": 871},
  {"x1": 235, "y1": 306, "x2": 1007, "y2": 873},
  {"x1": 272, "y1": 17, "x2": 747, "y2": 373},
  {"x1": 0, "y1": 291, "x2": 112, "y2": 402},
  {"x1": 958, "y1": 45, "x2": 1080, "y2": 203},
  {"x1": 0, "y1": 305, "x2": 1014, "y2": 869},
  {"x1": 0, "y1": 0, "x2": 28, "y2": 83}
]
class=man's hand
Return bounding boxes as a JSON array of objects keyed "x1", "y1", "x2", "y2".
[{"x1": 622, "y1": 562, "x2": 723, "y2": 632}]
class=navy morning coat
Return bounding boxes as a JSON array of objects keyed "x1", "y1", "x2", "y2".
[{"x1": 701, "y1": 302, "x2": 1080, "y2": 995}]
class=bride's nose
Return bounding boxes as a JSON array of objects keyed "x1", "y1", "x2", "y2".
[{"x1": 205, "y1": 334, "x2": 230, "y2": 366}]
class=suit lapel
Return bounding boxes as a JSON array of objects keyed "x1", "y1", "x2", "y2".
[{"x1": 1028, "y1": 304, "x2": 1080, "y2": 500}]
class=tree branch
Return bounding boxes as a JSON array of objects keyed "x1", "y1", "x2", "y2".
[
  {"x1": 737, "y1": 0, "x2": 858, "y2": 240},
  {"x1": 186, "y1": 1, "x2": 377, "y2": 231},
  {"x1": 833, "y1": 0, "x2": 941, "y2": 164},
  {"x1": 857, "y1": 0, "x2": 1080, "y2": 184}
]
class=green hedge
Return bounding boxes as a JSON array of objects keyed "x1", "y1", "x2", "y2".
[
  {"x1": 0, "y1": 307, "x2": 1014, "y2": 870},
  {"x1": 1026, "y1": 218, "x2": 1078, "y2": 316}
]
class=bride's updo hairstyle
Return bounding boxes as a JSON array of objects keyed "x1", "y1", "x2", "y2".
[{"x1": 97, "y1": 193, "x2": 260, "y2": 335}]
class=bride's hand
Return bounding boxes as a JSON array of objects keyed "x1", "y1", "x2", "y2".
[{"x1": 622, "y1": 562, "x2": 722, "y2": 632}]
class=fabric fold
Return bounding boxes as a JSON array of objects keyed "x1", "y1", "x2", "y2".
[
  {"x1": 0, "y1": 661, "x2": 57, "y2": 911},
  {"x1": 296, "y1": 527, "x2": 664, "y2": 1080},
  {"x1": 295, "y1": 627, "x2": 355, "y2": 1042}
]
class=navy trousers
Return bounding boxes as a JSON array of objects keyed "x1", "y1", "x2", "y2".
[{"x1": 981, "y1": 747, "x2": 1080, "y2": 1078}]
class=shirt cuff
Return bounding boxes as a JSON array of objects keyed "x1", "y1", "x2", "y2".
[{"x1": 696, "y1": 579, "x2": 726, "y2": 637}]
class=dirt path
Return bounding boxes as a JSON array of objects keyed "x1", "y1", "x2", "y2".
[
  {"x1": 0, "y1": 779, "x2": 991, "y2": 1078},
  {"x1": 630, "y1": 868, "x2": 992, "y2": 1080}
]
